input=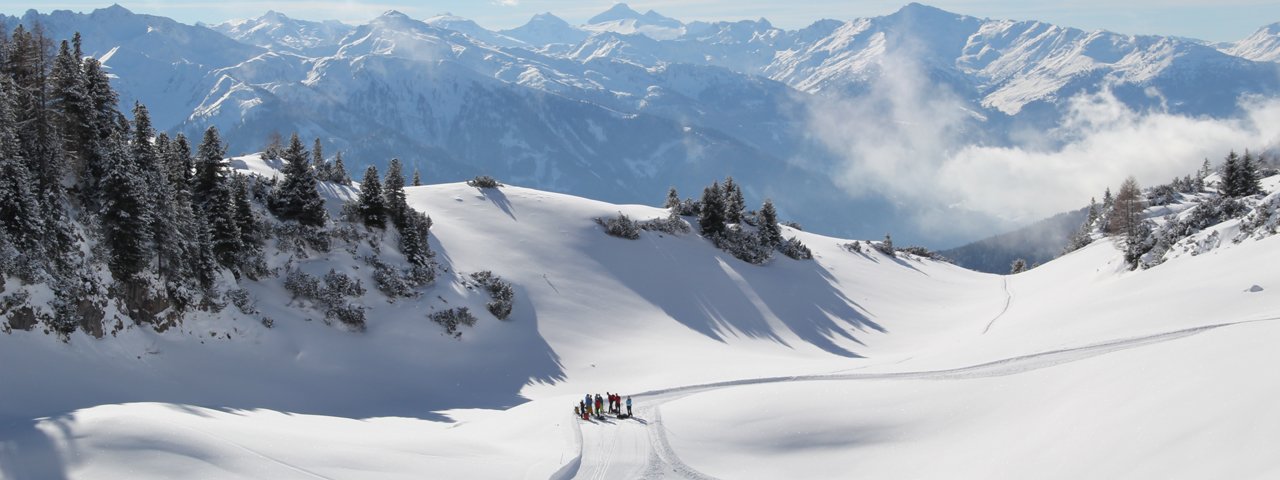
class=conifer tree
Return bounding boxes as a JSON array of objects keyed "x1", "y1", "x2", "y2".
[
  {"x1": 232, "y1": 174, "x2": 263, "y2": 277},
  {"x1": 412, "y1": 167, "x2": 422, "y2": 187},
  {"x1": 132, "y1": 103, "x2": 183, "y2": 280},
  {"x1": 273, "y1": 133, "x2": 326, "y2": 227},
  {"x1": 383, "y1": 158, "x2": 408, "y2": 228},
  {"x1": 758, "y1": 199, "x2": 782, "y2": 248},
  {"x1": 722, "y1": 177, "x2": 745, "y2": 224},
  {"x1": 1239, "y1": 150, "x2": 1262, "y2": 197},
  {"x1": 1010, "y1": 258, "x2": 1027, "y2": 274},
  {"x1": 0, "y1": 79, "x2": 43, "y2": 272},
  {"x1": 330, "y1": 151, "x2": 349, "y2": 185},
  {"x1": 100, "y1": 129, "x2": 152, "y2": 281},
  {"x1": 50, "y1": 38, "x2": 89, "y2": 170},
  {"x1": 665, "y1": 187, "x2": 680, "y2": 209},
  {"x1": 193, "y1": 126, "x2": 227, "y2": 208},
  {"x1": 312, "y1": 137, "x2": 328, "y2": 181},
  {"x1": 699, "y1": 182, "x2": 726, "y2": 237},
  {"x1": 1221, "y1": 150, "x2": 1241, "y2": 197},
  {"x1": 357, "y1": 165, "x2": 386, "y2": 229}
]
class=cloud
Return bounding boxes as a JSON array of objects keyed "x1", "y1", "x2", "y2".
[
  {"x1": 807, "y1": 50, "x2": 1280, "y2": 235},
  {"x1": 493, "y1": 0, "x2": 520, "y2": 5}
]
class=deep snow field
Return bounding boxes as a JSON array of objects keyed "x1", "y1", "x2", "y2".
[{"x1": 2, "y1": 166, "x2": 1279, "y2": 479}]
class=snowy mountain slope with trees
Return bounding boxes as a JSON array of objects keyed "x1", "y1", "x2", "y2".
[
  {"x1": 6, "y1": 3, "x2": 1280, "y2": 246},
  {"x1": 2, "y1": 9, "x2": 1280, "y2": 479}
]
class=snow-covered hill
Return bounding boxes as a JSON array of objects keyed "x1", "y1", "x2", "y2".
[{"x1": 3, "y1": 160, "x2": 1280, "y2": 478}]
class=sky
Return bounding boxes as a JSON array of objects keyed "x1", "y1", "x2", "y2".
[{"x1": 0, "y1": 0, "x2": 1277, "y2": 42}]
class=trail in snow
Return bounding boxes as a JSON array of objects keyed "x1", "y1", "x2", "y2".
[
  {"x1": 566, "y1": 316, "x2": 1280, "y2": 480},
  {"x1": 982, "y1": 276, "x2": 1012, "y2": 334}
]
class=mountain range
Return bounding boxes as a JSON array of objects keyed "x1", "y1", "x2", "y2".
[{"x1": 5, "y1": 3, "x2": 1280, "y2": 247}]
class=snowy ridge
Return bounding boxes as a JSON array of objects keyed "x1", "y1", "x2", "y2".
[{"x1": 1224, "y1": 22, "x2": 1280, "y2": 63}]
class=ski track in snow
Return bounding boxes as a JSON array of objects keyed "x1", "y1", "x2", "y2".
[
  {"x1": 565, "y1": 316, "x2": 1280, "y2": 479},
  {"x1": 982, "y1": 277, "x2": 1012, "y2": 334}
]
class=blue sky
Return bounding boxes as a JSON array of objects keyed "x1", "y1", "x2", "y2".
[{"x1": 2, "y1": 1, "x2": 1277, "y2": 42}]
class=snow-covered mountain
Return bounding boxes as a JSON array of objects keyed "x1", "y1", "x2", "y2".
[
  {"x1": 210, "y1": 10, "x2": 352, "y2": 55},
  {"x1": 582, "y1": 3, "x2": 686, "y2": 40},
  {"x1": 1224, "y1": 22, "x2": 1280, "y2": 63},
  {"x1": 499, "y1": 12, "x2": 588, "y2": 48},
  {"x1": 4, "y1": 160, "x2": 1280, "y2": 478},
  {"x1": 8, "y1": 3, "x2": 1280, "y2": 247}
]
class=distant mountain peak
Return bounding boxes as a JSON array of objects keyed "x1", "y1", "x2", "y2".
[
  {"x1": 589, "y1": 3, "x2": 644, "y2": 24},
  {"x1": 93, "y1": 3, "x2": 133, "y2": 16},
  {"x1": 261, "y1": 10, "x2": 288, "y2": 22},
  {"x1": 380, "y1": 10, "x2": 410, "y2": 20}
]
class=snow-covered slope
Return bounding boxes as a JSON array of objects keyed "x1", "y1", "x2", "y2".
[
  {"x1": 1225, "y1": 22, "x2": 1280, "y2": 63},
  {"x1": 3, "y1": 167, "x2": 1280, "y2": 478}
]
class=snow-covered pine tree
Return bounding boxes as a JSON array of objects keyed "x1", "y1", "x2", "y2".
[
  {"x1": 330, "y1": 151, "x2": 349, "y2": 185},
  {"x1": 193, "y1": 127, "x2": 241, "y2": 270},
  {"x1": 49, "y1": 38, "x2": 90, "y2": 174},
  {"x1": 312, "y1": 137, "x2": 329, "y2": 181},
  {"x1": 232, "y1": 174, "x2": 264, "y2": 278},
  {"x1": 193, "y1": 127, "x2": 227, "y2": 209},
  {"x1": 383, "y1": 158, "x2": 408, "y2": 229},
  {"x1": 722, "y1": 177, "x2": 745, "y2": 224},
  {"x1": 357, "y1": 165, "x2": 387, "y2": 229},
  {"x1": 1010, "y1": 258, "x2": 1027, "y2": 274},
  {"x1": 80, "y1": 58, "x2": 121, "y2": 207},
  {"x1": 699, "y1": 182, "x2": 726, "y2": 237},
  {"x1": 1239, "y1": 150, "x2": 1262, "y2": 197},
  {"x1": 262, "y1": 131, "x2": 282, "y2": 161},
  {"x1": 273, "y1": 133, "x2": 326, "y2": 227},
  {"x1": 1221, "y1": 151, "x2": 1241, "y2": 197},
  {"x1": 131, "y1": 103, "x2": 184, "y2": 281},
  {"x1": 664, "y1": 187, "x2": 680, "y2": 209},
  {"x1": 412, "y1": 167, "x2": 422, "y2": 187},
  {"x1": 758, "y1": 199, "x2": 782, "y2": 249},
  {"x1": 100, "y1": 128, "x2": 153, "y2": 281},
  {"x1": 0, "y1": 78, "x2": 44, "y2": 279}
]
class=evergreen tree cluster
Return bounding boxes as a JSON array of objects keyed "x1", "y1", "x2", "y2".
[
  {"x1": 0, "y1": 28, "x2": 440, "y2": 337},
  {"x1": 1219, "y1": 150, "x2": 1263, "y2": 198},
  {"x1": 665, "y1": 178, "x2": 810, "y2": 264},
  {"x1": 1065, "y1": 148, "x2": 1275, "y2": 269}
]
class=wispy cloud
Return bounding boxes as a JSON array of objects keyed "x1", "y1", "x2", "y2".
[{"x1": 806, "y1": 49, "x2": 1280, "y2": 234}]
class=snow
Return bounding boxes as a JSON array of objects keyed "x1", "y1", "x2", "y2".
[{"x1": 3, "y1": 173, "x2": 1280, "y2": 477}]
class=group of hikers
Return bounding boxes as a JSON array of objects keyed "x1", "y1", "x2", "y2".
[{"x1": 576, "y1": 392, "x2": 632, "y2": 420}]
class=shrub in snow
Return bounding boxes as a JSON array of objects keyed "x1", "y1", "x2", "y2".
[
  {"x1": 225, "y1": 288, "x2": 257, "y2": 314},
  {"x1": 874, "y1": 234, "x2": 895, "y2": 257},
  {"x1": 363, "y1": 256, "x2": 427, "y2": 299},
  {"x1": 431, "y1": 307, "x2": 478, "y2": 338},
  {"x1": 261, "y1": 317, "x2": 274, "y2": 329},
  {"x1": 597, "y1": 214, "x2": 641, "y2": 239},
  {"x1": 896, "y1": 246, "x2": 952, "y2": 263},
  {"x1": 466, "y1": 175, "x2": 502, "y2": 188},
  {"x1": 714, "y1": 227, "x2": 772, "y2": 265},
  {"x1": 326, "y1": 302, "x2": 366, "y2": 331},
  {"x1": 469, "y1": 271, "x2": 515, "y2": 320},
  {"x1": 842, "y1": 241, "x2": 863, "y2": 254},
  {"x1": 779, "y1": 236, "x2": 813, "y2": 260},
  {"x1": 284, "y1": 269, "x2": 322, "y2": 299},
  {"x1": 639, "y1": 211, "x2": 691, "y2": 235},
  {"x1": 1010, "y1": 258, "x2": 1028, "y2": 274},
  {"x1": 284, "y1": 268, "x2": 367, "y2": 330},
  {"x1": 322, "y1": 269, "x2": 365, "y2": 298},
  {"x1": 782, "y1": 221, "x2": 803, "y2": 231}
]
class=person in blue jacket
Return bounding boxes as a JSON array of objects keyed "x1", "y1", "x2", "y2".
[{"x1": 626, "y1": 396, "x2": 632, "y2": 416}]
